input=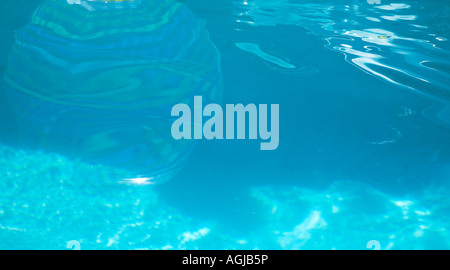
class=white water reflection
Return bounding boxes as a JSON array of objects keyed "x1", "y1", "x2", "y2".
[{"x1": 232, "y1": 0, "x2": 450, "y2": 126}]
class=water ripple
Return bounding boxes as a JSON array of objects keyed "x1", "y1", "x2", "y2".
[{"x1": 232, "y1": 0, "x2": 450, "y2": 125}]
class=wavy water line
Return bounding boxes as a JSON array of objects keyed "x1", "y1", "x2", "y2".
[{"x1": 233, "y1": 0, "x2": 450, "y2": 125}]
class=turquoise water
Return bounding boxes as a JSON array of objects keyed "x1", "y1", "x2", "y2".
[{"x1": 0, "y1": 0, "x2": 449, "y2": 250}]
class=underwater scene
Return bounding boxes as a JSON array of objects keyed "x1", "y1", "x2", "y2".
[{"x1": 0, "y1": 0, "x2": 449, "y2": 250}]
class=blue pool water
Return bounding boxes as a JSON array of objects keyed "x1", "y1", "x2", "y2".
[{"x1": 0, "y1": 0, "x2": 449, "y2": 250}]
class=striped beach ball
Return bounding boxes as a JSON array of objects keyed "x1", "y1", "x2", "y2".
[{"x1": 3, "y1": 0, "x2": 222, "y2": 184}]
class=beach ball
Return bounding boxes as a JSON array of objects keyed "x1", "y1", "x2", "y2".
[{"x1": 3, "y1": 0, "x2": 222, "y2": 184}]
